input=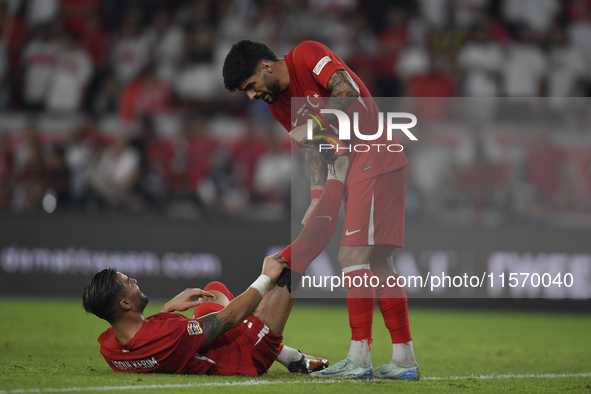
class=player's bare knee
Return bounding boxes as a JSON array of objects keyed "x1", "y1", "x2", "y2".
[
  {"x1": 370, "y1": 254, "x2": 395, "y2": 281},
  {"x1": 200, "y1": 289, "x2": 229, "y2": 306},
  {"x1": 338, "y1": 246, "x2": 373, "y2": 269},
  {"x1": 338, "y1": 249, "x2": 357, "y2": 269}
]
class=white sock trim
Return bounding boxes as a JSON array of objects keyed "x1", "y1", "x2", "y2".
[
  {"x1": 276, "y1": 346, "x2": 302, "y2": 368},
  {"x1": 392, "y1": 341, "x2": 416, "y2": 366},
  {"x1": 342, "y1": 264, "x2": 370, "y2": 274},
  {"x1": 348, "y1": 339, "x2": 371, "y2": 367}
]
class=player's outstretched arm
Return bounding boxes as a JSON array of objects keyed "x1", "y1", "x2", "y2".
[
  {"x1": 301, "y1": 145, "x2": 328, "y2": 225},
  {"x1": 198, "y1": 254, "x2": 288, "y2": 346}
]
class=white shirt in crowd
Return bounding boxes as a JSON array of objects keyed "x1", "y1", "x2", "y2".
[
  {"x1": 25, "y1": 0, "x2": 59, "y2": 27},
  {"x1": 502, "y1": 0, "x2": 559, "y2": 33},
  {"x1": 568, "y1": 20, "x2": 591, "y2": 81},
  {"x1": 418, "y1": 0, "x2": 489, "y2": 28},
  {"x1": 111, "y1": 36, "x2": 150, "y2": 83},
  {"x1": 457, "y1": 41, "x2": 504, "y2": 96},
  {"x1": 96, "y1": 147, "x2": 140, "y2": 191},
  {"x1": 397, "y1": 45, "x2": 429, "y2": 79},
  {"x1": 502, "y1": 43, "x2": 546, "y2": 97},
  {"x1": 253, "y1": 151, "x2": 291, "y2": 196},
  {"x1": 547, "y1": 44, "x2": 585, "y2": 109},
  {"x1": 142, "y1": 25, "x2": 184, "y2": 81},
  {"x1": 21, "y1": 39, "x2": 60, "y2": 104},
  {"x1": 46, "y1": 48, "x2": 93, "y2": 112}
]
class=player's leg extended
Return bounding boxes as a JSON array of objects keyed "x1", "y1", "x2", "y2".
[
  {"x1": 311, "y1": 244, "x2": 375, "y2": 379},
  {"x1": 284, "y1": 178, "x2": 342, "y2": 275},
  {"x1": 282, "y1": 155, "x2": 348, "y2": 274},
  {"x1": 278, "y1": 155, "x2": 348, "y2": 286},
  {"x1": 252, "y1": 277, "x2": 328, "y2": 373},
  {"x1": 370, "y1": 253, "x2": 420, "y2": 381},
  {"x1": 252, "y1": 277, "x2": 296, "y2": 336}
]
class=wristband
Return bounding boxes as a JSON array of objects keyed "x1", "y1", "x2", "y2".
[
  {"x1": 250, "y1": 275, "x2": 272, "y2": 297},
  {"x1": 311, "y1": 189, "x2": 322, "y2": 200}
]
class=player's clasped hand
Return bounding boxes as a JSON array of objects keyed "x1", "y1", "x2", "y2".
[
  {"x1": 290, "y1": 124, "x2": 313, "y2": 149},
  {"x1": 161, "y1": 288, "x2": 216, "y2": 313},
  {"x1": 262, "y1": 254, "x2": 289, "y2": 282}
]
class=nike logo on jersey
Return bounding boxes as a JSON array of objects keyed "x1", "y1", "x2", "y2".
[
  {"x1": 314, "y1": 215, "x2": 332, "y2": 222},
  {"x1": 345, "y1": 229, "x2": 361, "y2": 236},
  {"x1": 292, "y1": 119, "x2": 298, "y2": 127}
]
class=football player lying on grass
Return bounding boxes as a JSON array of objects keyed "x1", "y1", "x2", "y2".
[{"x1": 82, "y1": 255, "x2": 328, "y2": 376}]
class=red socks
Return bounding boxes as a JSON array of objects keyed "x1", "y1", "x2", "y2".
[
  {"x1": 376, "y1": 274, "x2": 412, "y2": 344},
  {"x1": 281, "y1": 180, "x2": 344, "y2": 274},
  {"x1": 345, "y1": 269, "x2": 375, "y2": 343},
  {"x1": 280, "y1": 244, "x2": 291, "y2": 265}
]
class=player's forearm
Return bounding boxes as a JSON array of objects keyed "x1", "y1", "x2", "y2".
[
  {"x1": 198, "y1": 282, "x2": 269, "y2": 346},
  {"x1": 304, "y1": 146, "x2": 327, "y2": 190},
  {"x1": 216, "y1": 287, "x2": 263, "y2": 327}
]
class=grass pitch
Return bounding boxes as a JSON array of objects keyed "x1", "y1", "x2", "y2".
[{"x1": 0, "y1": 297, "x2": 590, "y2": 393}]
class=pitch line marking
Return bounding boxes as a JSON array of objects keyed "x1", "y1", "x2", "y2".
[
  {"x1": 1, "y1": 373, "x2": 591, "y2": 393},
  {"x1": 422, "y1": 372, "x2": 591, "y2": 381}
]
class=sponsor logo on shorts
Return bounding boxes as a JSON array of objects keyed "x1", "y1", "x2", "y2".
[
  {"x1": 362, "y1": 165, "x2": 372, "y2": 172},
  {"x1": 187, "y1": 320, "x2": 203, "y2": 336},
  {"x1": 313, "y1": 56, "x2": 332, "y2": 75},
  {"x1": 345, "y1": 229, "x2": 361, "y2": 236}
]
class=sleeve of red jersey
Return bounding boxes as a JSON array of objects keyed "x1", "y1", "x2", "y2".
[
  {"x1": 297, "y1": 41, "x2": 346, "y2": 90},
  {"x1": 165, "y1": 315, "x2": 206, "y2": 358}
]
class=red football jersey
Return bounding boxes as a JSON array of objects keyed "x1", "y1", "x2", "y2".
[
  {"x1": 267, "y1": 41, "x2": 409, "y2": 187},
  {"x1": 98, "y1": 312, "x2": 281, "y2": 376}
]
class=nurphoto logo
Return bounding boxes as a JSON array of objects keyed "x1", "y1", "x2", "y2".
[{"x1": 305, "y1": 108, "x2": 417, "y2": 153}]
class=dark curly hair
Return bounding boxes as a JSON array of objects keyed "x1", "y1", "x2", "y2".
[
  {"x1": 82, "y1": 268, "x2": 125, "y2": 323},
  {"x1": 222, "y1": 40, "x2": 278, "y2": 92}
]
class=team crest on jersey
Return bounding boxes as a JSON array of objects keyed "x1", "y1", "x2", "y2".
[
  {"x1": 313, "y1": 56, "x2": 331, "y2": 75},
  {"x1": 187, "y1": 320, "x2": 203, "y2": 336}
]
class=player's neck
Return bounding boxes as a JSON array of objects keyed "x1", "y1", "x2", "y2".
[
  {"x1": 112, "y1": 313, "x2": 145, "y2": 345},
  {"x1": 275, "y1": 59, "x2": 290, "y2": 93}
]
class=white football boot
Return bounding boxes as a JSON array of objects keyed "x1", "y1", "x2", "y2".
[
  {"x1": 310, "y1": 355, "x2": 372, "y2": 380},
  {"x1": 372, "y1": 361, "x2": 420, "y2": 380}
]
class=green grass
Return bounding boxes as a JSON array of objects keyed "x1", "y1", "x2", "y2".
[{"x1": 1, "y1": 297, "x2": 590, "y2": 393}]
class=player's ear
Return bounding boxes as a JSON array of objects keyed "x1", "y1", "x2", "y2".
[
  {"x1": 260, "y1": 60, "x2": 272, "y2": 74},
  {"x1": 120, "y1": 298, "x2": 132, "y2": 311}
]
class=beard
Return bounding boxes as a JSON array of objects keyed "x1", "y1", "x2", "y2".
[
  {"x1": 262, "y1": 73, "x2": 281, "y2": 104},
  {"x1": 134, "y1": 292, "x2": 149, "y2": 313}
]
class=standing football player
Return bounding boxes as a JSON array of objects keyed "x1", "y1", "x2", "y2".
[{"x1": 222, "y1": 40, "x2": 419, "y2": 380}]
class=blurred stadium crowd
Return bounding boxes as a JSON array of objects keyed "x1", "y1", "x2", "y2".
[{"x1": 0, "y1": 0, "x2": 591, "y2": 224}]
